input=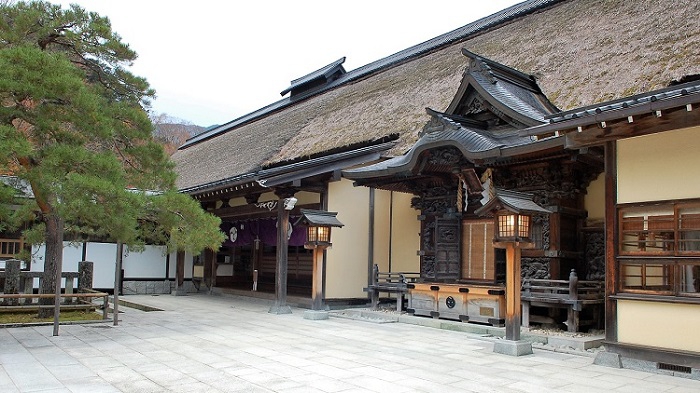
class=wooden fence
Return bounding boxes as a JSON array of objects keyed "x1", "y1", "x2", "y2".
[{"x1": 0, "y1": 259, "x2": 107, "y2": 318}]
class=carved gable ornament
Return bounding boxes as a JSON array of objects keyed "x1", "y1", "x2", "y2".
[{"x1": 444, "y1": 49, "x2": 558, "y2": 131}]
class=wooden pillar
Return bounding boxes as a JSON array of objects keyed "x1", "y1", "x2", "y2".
[
  {"x1": 203, "y1": 250, "x2": 212, "y2": 289},
  {"x1": 505, "y1": 242, "x2": 522, "y2": 341},
  {"x1": 604, "y1": 141, "x2": 618, "y2": 342},
  {"x1": 311, "y1": 247, "x2": 325, "y2": 310},
  {"x1": 176, "y1": 250, "x2": 185, "y2": 295},
  {"x1": 113, "y1": 242, "x2": 123, "y2": 327},
  {"x1": 270, "y1": 191, "x2": 293, "y2": 314},
  {"x1": 548, "y1": 211, "x2": 561, "y2": 279},
  {"x1": 210, "y1": 249, "x2": 217, "y2": 290}
]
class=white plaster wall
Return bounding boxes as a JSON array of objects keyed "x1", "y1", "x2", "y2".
[{"x1": 30, "y1": 242, "x2": 171, "y2": 289}]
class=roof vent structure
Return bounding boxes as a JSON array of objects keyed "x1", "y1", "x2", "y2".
[{"x1": 281, "y1": 57, "x2": 346, "y2": 101}]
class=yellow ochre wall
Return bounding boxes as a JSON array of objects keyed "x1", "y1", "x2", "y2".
[
  {"x1": 615, "y1": 126, "x2": 700, "y2": 352},
  {"x1": 325, "y1": 180, "x2": 421, "y2": 299},
  {"x1": 371, "y1": 190, "x2": 421, "y2": 273},
  {"x1": 617, "y1": 126, "x2": 700, "y2": 204},
  {"x1": 326, "y1": 179, "x2": 371, "y2": 298},
  {"x1": 373, "y1": 190, "x2": 392, "y2": 272},
  {"x1": 584, "y1": 173, "x2": 605, "y2": 222},
  {"x1": 389, "y1": 192, "x2": 420, "y2": 273},
  {"x1": 618, "y1": 300, "x2": 700, "y2": 352}
]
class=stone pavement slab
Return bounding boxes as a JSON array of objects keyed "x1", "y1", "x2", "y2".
[{"x1": 0, "y1": 293, "x2": 698, "y2": 392}]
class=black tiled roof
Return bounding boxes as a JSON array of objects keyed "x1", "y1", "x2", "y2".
[{"x1": 280, "y1": 57, "x2": 346, "y2": 96}]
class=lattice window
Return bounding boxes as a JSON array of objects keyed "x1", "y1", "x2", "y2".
[{"x1": 461, "y1": 220, "x2": 496, "y2": 281}]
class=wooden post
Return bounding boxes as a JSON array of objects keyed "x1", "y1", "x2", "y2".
[
  {"x1": 505, "y1": 242, "x2": 522, "y2": 341},
  {"x1": 113, "y1": 242, "x2": 123, "y2": 326},
  {"x1": 210, "y1": 249, "x2": 217, "y2": 291},
  {"x1": 22, "y1": 275, "x2": 33, "y2": 305},
  {"x1": 311, "y1": 247, "x2": 325, "y2": 310},
  {"x1": 370, "y1": 264, "x2": 379, "y2": 310},
  {"x1": 203, "y1": 249, "x2": 212, "y2": 290},
  {"x1": 3, "y1": 259, "x2": 20, "y2": 306},
  {"x1": 604, "y1": 141, "x2": 618, "y2": 342},
  {"x1": 176, "y1": 250, "x2": 185, "y2": 295},
  {"x1": 567, "y1": 269, "x2": 579, "y2": 332},
  {"x1": 64, "y1": 274, "x2": 74, "y2": 305},
  {"x1": 50, "y1": 215, "x2": 65, "y2": 336},
  {"x1": 270, "y1": 193, "x2": 292, "y2": 314}
]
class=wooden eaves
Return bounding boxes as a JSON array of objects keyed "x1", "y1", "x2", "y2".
[{"x1": 519, "y1": 80, "x2": 700, "y2": 148}]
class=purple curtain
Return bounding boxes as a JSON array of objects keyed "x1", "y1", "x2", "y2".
[{"x1": 221, "y1": 217, "x2": 306, "y2": 247}]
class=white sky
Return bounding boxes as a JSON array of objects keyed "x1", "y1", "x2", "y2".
[{"x1": 52, "y1": 1, "x2": 522, "y2": 127}]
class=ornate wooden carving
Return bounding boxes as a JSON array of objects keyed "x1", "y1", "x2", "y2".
[
  {"x1": 464, "y1": 95, "x2": 485, "y2": 115},
  {"x1": 421, "y1": 256, "x2": 436, "y2": 277},
  {"x1": 584, "y1": 230, "x2": 605, "y2": 281},
  {"x1": 428, "y1": 148, "x2": 462, "y2": 166},
  {"x1": 534, "y1": 213, "x2": 550, "y2": 250},
  {"x1": 434, "y1": 218, "x2": 460, "y2": 280},
  {"x1": 411, "y1": 186, "x2": 456, "y2": 216},
  {"x1": 494, "y1": 162, "x2": 599, "y2": 201},
  {"x1": 421, "y1": 220, "x2": 436, "y2": 253},
  {"x1": 245, "y1": 193, "x2": 261, "y2": 204},
  {"x1": 521, "y1": 257, "x2": 550, "y2": 280}
]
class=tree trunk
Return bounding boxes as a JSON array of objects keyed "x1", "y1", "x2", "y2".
[{"x1": 38, "y1": 213, "x2": 64, "y2": 318}]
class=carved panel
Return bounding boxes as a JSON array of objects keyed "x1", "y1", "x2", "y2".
[
  {"x1": 427, "y1": 148, "x2": 462, "y2": 166},
  {"x1": 464, "y1": 95, "x2": 485, "y2": 115},
  {"x1": 421, "y1": 220, "x2": 436, "y2": 253},
  {"x1": 435, "y1": 218, "x2": 460, "y2": 280},
  {"x1": 412, "y1": 186, "x2": 456, "y2": 216},
  {"x1": 494, "y1": 162, "x2": 598, "y2": 201},
  {"x1": 584, "y1": 230, "x2": 605, "y2": 281},
  {"x1": 421, "y1": 256, "x2": 436, "y2": 277},
  {"x1": 533, "y1": 214, "x2": 550, "y2": 250},
  {"x1": 521, "y1": 257, "x2": 550, "y2": 280}
]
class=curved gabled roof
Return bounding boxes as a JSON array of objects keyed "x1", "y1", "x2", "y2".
[
  {"x1": 344, "y1": 110, "x2": 534, "y2": 179},
  {"x1": 451, "y1": 50, "x2": 559, "y2": 125}
]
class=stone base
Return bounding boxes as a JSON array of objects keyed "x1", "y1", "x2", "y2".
[
  {"x1": 173, "y1": 287, "x2": 188, "y2": 296},
  {"x1": 493, "y1": 340, "x2": 533, "y2": 356},
  {"x1": 303, "y1": 310, "x2": 329, "y2": 320},
  {"x1": 594, "y1": 351, "x2": 622, "y2": 368},
  {"x1": 268, "y1": 305, "x2": 293, "y2": 314}
]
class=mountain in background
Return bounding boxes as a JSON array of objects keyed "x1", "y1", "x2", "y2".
[{"x1": 151, "y1": 113, "x2": 214, "y2": 155}]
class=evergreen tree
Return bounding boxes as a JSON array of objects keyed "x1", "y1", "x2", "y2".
[{"x1": 0, "y1": 1, "x2": 224, "y2": 318}]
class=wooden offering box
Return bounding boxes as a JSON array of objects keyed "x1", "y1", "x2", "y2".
[{"x1": 407, "y1": 282, "x2": 505, "y2": 326}]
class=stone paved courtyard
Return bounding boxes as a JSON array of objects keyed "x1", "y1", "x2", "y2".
[{"x1": 2, "y1": 293, "x2": 699, "y2": 392}]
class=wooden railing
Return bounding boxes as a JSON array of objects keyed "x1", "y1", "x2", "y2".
[
  {"x1": 1, "y1": 260, "x2": 106, "y2": 319},
  {"x1": 521, "y1": 269, "x2": 604, "y2": 332},
  {"x1": 364, "y1": 264, "x2": 421, "y2": 311},
  {"x1": 0, "y1": 292, "x2": 109, "y2": 319}
]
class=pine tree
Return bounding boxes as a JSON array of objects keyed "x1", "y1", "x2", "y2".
[{"x1": 0, "y1": 2, "x2": 224, "y2": 319}]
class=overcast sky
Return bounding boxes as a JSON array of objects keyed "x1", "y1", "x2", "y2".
[{"x1": 52, "y1": 1, "x2": 522, "y2": 127}]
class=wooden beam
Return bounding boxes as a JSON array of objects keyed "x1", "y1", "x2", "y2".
[{"x1": 566, "y1": 106, "x2": 700, "y2": 148}]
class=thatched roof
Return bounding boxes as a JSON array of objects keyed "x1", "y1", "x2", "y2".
[{"x1": 173, "y1": 0, "x2": 700, "y2": 192}]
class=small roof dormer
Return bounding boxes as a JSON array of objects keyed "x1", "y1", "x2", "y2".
[
  {"x1": 281, "y1": 57, "x2": 347, "y2": 101},
  {"x1": 446, "y1": 49, "x2": 559, "y2": 130}
]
